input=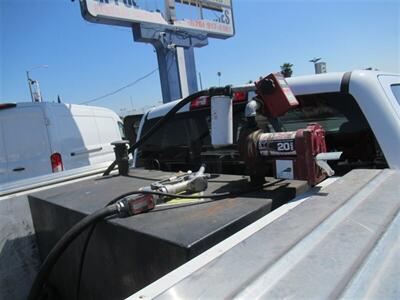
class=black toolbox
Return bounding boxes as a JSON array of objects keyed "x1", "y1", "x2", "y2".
[{"x1": 29, "y1": 169, "x2": 308, "y2": 300}]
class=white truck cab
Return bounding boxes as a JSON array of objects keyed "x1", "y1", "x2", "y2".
[
  {"x1": 133, "y1": 70, "x2": 400, "y2": 174},
  {"x1": 0, "y1": 102, "x2": 123, "y2": 185}
]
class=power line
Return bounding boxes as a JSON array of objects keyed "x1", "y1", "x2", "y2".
[{"x1": 80, "y1": 67, "x2": 159, "y2": 104}]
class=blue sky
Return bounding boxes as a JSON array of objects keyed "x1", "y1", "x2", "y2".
[{"x1": 1, "y1": 0, "x2": 399, "y2": 114}]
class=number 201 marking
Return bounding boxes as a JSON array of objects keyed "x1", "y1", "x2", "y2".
[{"x1": 277, "y1": 142, "x2": 294, "y2": 152}]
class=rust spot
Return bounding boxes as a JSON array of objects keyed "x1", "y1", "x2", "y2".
[
  {"x1": 183, "y1": 198, "x2": 237, "y2": 221},
  {"x1": 206, "y1": 198, "x2": 235, "y2": 215}
]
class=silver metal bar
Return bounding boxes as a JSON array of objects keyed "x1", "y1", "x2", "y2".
[
  {"x1": 0, "y1": 162, "x2": 114, "y2": 197},
  {"x1": 70, "y1": 147, "x2": 103, "y2": 156}
]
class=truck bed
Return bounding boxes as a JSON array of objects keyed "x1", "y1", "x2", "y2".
[{"x1": 131, "y1": 169, "x2": 400, "y2": 299}]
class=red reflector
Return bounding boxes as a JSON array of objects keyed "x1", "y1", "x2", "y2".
[
  {"x1": 233, "y1": 91, "x2": 247, "y2": 102},
  {"x1": 0, "y1": 103, "x2": 16, "y2": 110},
  {"x1": 51, "y1": 153, "x2": 64, "y2": 173},
  {"x1": 190, "y1": 92, "x2": 247, "y2": 110},
  {"x1": 190, "y1": 96, "x2": 210, "y2": 109}
]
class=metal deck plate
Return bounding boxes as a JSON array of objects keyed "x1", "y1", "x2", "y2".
[{"x1": 132, "y1": 169, "x2": 400, "y2": 300}]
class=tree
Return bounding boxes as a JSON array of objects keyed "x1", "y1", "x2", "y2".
[
  {"x1": 217, "y1": 71, "x2": 222, "y2": 86},
  {"x1": 280, "y1": 63, "x2": 294, "y2": 78}
]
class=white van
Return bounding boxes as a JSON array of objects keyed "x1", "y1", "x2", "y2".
[{"x1": 0, "y1": 102, "x2": 123, "y2": 185}]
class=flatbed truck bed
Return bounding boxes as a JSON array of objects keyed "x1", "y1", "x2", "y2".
[{"x1": 131, "y1": 169, "x2": 400, "y2": 299}]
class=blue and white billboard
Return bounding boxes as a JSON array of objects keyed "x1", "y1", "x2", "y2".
[{"x1": 80, "y1": 0, "x2": 234, "y2": 38}]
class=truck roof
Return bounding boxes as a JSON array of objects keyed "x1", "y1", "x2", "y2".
[
  {"x1": 145, "y1": 71, "x2": 342, "y2": 120},
  {"x1": 0, "y1": 101, "x2": 114, "y2": 113},
  {"x1": 145, "y1": 70, "x2": 399, "y2": 120}
]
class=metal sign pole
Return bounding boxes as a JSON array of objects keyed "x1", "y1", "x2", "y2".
[
  {"x1": 133, "y1": 23, "x2": 206, "y2": 102},
  {"x1": 154, "y1": 45, "x2": 182, "y2": 102}
]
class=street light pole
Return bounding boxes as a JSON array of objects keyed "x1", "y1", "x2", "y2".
[
  {"x1": 26, "y1": 65, "x2": 48, "y2": 102},
  {"x1": 198, "y1": 72, "x2": 203, "y2": 90},
  {"x1": 26, "y1": 71, "x2": 35, "y2": 102}
]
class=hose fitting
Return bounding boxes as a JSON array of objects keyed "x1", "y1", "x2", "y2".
[{"x1": 111, "y1": 140, "x2": 130, "y2": 176}]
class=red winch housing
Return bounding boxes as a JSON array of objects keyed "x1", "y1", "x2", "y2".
[
  {"x1": 239, "y1": 123, "x2": 328, "y2": 186},
  {"x1": 257, "y1": 123, "x2": 327, "y2": 186}
]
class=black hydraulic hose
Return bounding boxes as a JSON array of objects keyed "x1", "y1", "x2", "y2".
[
  {"x1": 28, "y1": 205, "x2": 118, "y2": 300},
  {"x1": 31, "y1": 183, "x2": 269, "y2": 299},
  {"x1": 102, "y1": 90, "x2": 207, "y2": 176},
  {"x1": 127, "y1": 90, "x2": 207, "y2": 154},
  {"x1": 75, "y1": 189, "x2": 234, "y2": 299},
  {"x1": 75, "y1": 180, "x2": 275, "y2": 298},
  {"x1": 108, "y1": 189, "x2": 232, "y2": 205},
  {"x1": 103, "y1": 86, "x2": 233, "y2": 176},
  {"x1": 32, "y1": 170, "x2": 255, "y2": 299},
  {"x1": 75, "y1": 222, "x2": 97, "y2": 300}
]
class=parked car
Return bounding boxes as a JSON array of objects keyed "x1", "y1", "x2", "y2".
[{"x1": 0, "y1": 102, "x2": 123, "y2": 185}]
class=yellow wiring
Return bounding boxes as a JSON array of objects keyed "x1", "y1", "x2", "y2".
[{"x1": 165, "y1": 192, "x2": 204, "y2": 204}]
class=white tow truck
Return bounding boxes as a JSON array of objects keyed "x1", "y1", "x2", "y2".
[{"x1": 1, "y1": 70, "x2": 399, "y2": 300}]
